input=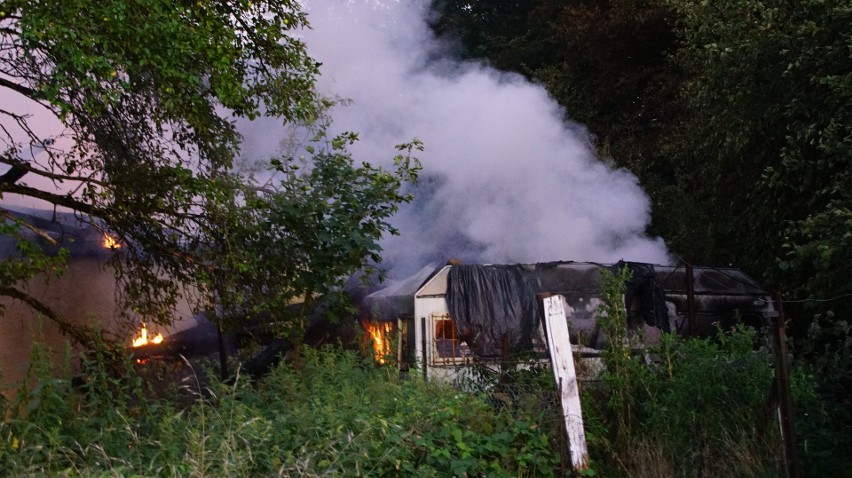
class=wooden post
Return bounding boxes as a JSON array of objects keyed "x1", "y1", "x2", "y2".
[
  {"x1": 542, "y1": 294, "x2": 589, "y2": 472},
  {"x1": 685, "y1": 262, "x2": 696, "y2": 337},
  {"x1": 421, "y1": 316, "x2": 428, "y2": 382},
  {"x1": 217, "y1": 322, "x2": 229, "y2": 380},
  {"x1": 773, "y1": 295, "x2": 800, "y2": 478}
]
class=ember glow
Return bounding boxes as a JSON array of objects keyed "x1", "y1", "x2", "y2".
[
  {"x1": 102, "y1": 233, "x2": 121, "y2": 249},
  {"x1": 363, "y1": 321, "x2": 394, "y2": 363},
  {"x1": 131, "y1": 324, "x2": 163, "y2": 347}
]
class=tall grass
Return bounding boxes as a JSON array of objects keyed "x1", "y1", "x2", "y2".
[
  {"x1": 3, "y1": 294, "x2": 848, "y2": 477},
  {"x1": 628, "y1": 328, "x2": 781, "y2": 478},
  {"x1": 0, "y1": 342, "x2": 560, "y2": 477},
  {"x1": 581, "y1": 266, "x2": 850, "y2": 477}
]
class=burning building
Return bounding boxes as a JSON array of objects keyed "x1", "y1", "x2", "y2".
[
  {"x1": 0, "y1": 209, "x2": 201, "y2": 387},
  {"x1": 360, "y1": 261, "x2": 775, "y2": 381}
]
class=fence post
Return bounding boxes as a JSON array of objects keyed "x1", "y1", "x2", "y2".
[
  {"x1": 542, "y1": 293, "x2": 589, "y2": 473},
  {"x1": 685, "y1": 262, "x2": 696, "y2": 337},
  {"x1": 773, "y1": 294, "x2": 800, "y2": 478}
]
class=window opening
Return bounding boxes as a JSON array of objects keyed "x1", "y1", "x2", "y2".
[{"x1": 431, "y1": 313, "x2": 470, "y2": 365}]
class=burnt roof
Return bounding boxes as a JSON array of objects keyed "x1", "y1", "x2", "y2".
[{"x1": 360, "y1": 260, "x2": 770, "y2": 321}]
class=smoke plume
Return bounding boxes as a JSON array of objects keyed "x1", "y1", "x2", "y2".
[{"x1": 241, "y1": 1, "x2": 670, "y2": 276}]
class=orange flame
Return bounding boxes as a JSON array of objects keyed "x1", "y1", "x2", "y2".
[
  {"x1": 363, "y1": 321, "x2": 394, "y2": 364},
  {"x1": 103, "y1": 233, "x2": 122, "y2": 249},
  {"x1": 132, "y1": 324, "x2": 164, "y2": 347}
]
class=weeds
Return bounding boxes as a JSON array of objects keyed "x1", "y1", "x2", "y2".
[
  {"x1": 1, "y1": 341, "x2": 560, "y2": 477},
  {"x1": 596, "y1": 266, "x2": 646, "y2": 450},
  {"x1": 3, "y1": 278, "x2": 849, "y2": 477},
  {"x1": 586, "y1": 267, "x2": 782, "y2": 477}
]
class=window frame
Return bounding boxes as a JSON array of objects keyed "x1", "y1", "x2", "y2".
[{"x1": 430, "y1": 313, "x2": 471, "y2": 365}]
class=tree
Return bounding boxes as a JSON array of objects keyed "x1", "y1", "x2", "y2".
[
  {"x1": 666, "y1": 0, "x2": 852, "y2": 303},
  {"x1": 0, "y1": 0, "x2": 420, "y2": 345},
  {"x1": 430, "y1": 0, "x2": 555, "y2": 73},
  {"x1": 194, "y1": 134, "x2": 421, "y2": 344},
  {"x1": 665, "y1": 0, "x2": 852, "y2": 405}
]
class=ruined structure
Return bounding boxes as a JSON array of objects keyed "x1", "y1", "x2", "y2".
[{"x1": 360, "y1": 261, "x2": 775, "y2": 381}]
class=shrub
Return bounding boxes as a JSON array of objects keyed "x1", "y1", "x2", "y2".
[
  {"x1": 1, "y1": 343, "x2": 561, "y2": 476},
  {"x1": 637, "y1": 327, "x2": 780, "y2": 477}
]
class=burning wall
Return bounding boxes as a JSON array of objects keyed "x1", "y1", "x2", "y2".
[
  {"x1": 0, "y1": 256, "x2": 119, "y2": 387},
  {"x1": 361, "y1": 320, "x2": 395, "y2": 364},
  {"x1": 0, "y1": 213, "x2": 196, "y2": 389}
]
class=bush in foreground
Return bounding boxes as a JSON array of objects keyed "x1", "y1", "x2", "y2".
[{"x1": 0, "y1": 344, "x2": 559, "y2": 477}]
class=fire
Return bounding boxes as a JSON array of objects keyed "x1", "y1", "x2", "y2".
[
  {"x1": 103, "y1": 233, "x2": 122, "y2": 249},
  {"x1": 131, "y1": 324, "x2": 164, "y2": 347},
  {"x1": 363, "y1": 321, "x2": 394, "y2": 364}
]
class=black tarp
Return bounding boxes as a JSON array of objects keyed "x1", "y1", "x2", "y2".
[
  {"x1": 446, "y1": 265, "x2": 540, "y2": 357},
  {"x1": 446, "y1": 262, "x2": 672, "y2": 358},
  {"x1": 614, "y1": 261, "x2": 671, "y2": 332}
]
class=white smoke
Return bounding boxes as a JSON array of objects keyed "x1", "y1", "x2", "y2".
[{"x1": 241, "y1": 1, "x2": 670, "y2": 275}]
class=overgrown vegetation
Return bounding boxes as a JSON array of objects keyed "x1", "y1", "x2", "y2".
[
  {"x1": 433, "y1": 3, "x2": 852, "y2": 471},
  {"x1": 3, "y1": 272, "x2": 851, "y2": 477},
  {"x1": 0, "y1": 344, "x2": 560, "y2": 477},
  {"x1": 590, "y1": 328, "x2": 852, "y2": 478},
  {"x1": 581, "y1": 267, "x2": 852, "y2": 477},
  {"x1": 1, "y1": 0, "x2": 421, "y2": 349}
]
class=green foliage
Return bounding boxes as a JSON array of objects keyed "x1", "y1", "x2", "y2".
[
  {"x1": 581, "y1": 325, "x2": 784, "y2": 477},
  {"x1": 585, "y1": 269, "x2": 781, "y2": 476},
  {"x1": 3, "y1": 322, "x2": 846, "y2": 477},
  {"x1": 665, "y1": 0, "x2": 852, "y2": 305},
  {"x1": 431, "y1": 0, "x2": 553, "y2": 72},
  {"x1": 595, "y1": 266, "x2": 646, "y2": 449},
  {"x1": 3, "y1": 0, "x2": 322, "y2": 326},
  {"x1": 9, "y1": 0, "x2": 318, "y2": 126},
  {"x1": 640, "y1": 328, "x2": 777, "y2": 476},
  {"x1": 795, "y1": 313, "x2": 852, "y2": 460},
  {"x1": 451, "y1": 357, "x2": 566, "y2": 471},
  {"x1": 789, "y1": 363, "x2": 852, "y2": 477},
  {"x1": 801, "y1": 315, "x2": 852, "y2": 396},
  {"x1": 660, "y1": 0, "x2": 852, "y2": 408},
  {"x1": 588, "y1": 270, "x2": 852, "y2": 477},
  {"x1": 0, "y1": 217, "x2": 68, "y2": 320},
  {"x1": 0, "y1": 345, "x2": 559, "y2": 477},
  {"x1": 2, "y1": 0, "x2": 421, "y2": 348},
  {"x1": 186, "y1": 134, "x2": 422, "y2": 348}
]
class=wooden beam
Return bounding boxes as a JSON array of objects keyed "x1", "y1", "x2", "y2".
[
  {"x1": 773, "y1": 295, "x2": 800, "y2": 478},
  {"x1": 542, "y1": 294, "x2": 590, "y2": 472},
  {"x1": 685, "y1": 262, "x2": 696, "y2": 337}
]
